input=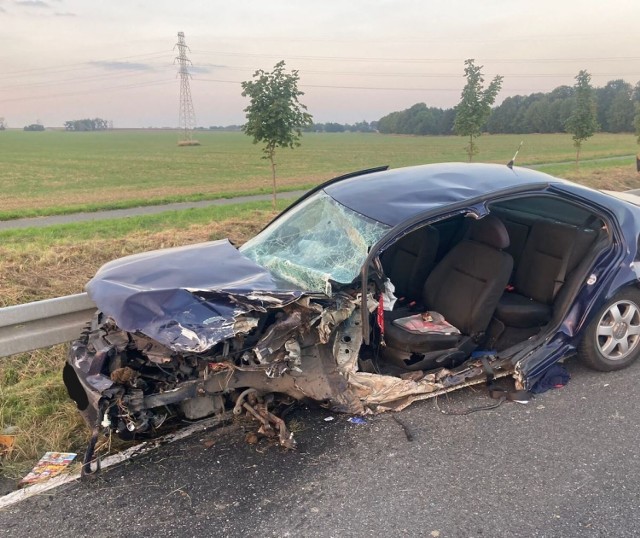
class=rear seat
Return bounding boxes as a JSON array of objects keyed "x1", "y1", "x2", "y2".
[
  {"x1": 381, "y1": 225, "x2": 439, "y2": 301},
  {"x1": 495, "y1": 219, "x2": 597, "y2": 328}
]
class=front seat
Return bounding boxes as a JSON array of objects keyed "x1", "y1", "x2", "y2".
[{"x1": 382, "y1": 215, "x2": 513, "y2": 371}]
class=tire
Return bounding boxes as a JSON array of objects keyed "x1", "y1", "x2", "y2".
[{"x1": 578, "y1": 288, "x2": 640, "y2": 372}]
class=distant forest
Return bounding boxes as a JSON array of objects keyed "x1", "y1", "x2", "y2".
[
  {"x1": 377, "y1": 79, "x2": 640, "y2": 136},
  {"x1": 206, "y1": 121, "x2": 379, "y2": 133}
]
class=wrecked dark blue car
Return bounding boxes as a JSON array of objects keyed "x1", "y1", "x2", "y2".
[{"x1": 64, "y1": 163, "x2": 640, "y2": 447}]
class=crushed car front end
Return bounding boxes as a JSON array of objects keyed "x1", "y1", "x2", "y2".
[{"x1": 64, "y1": 190, "x2": 390, "y2": 441}]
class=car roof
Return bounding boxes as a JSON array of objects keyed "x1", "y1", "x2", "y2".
[
  {"x1": 602, "y1": 190, "x2": 640, "y2": 208},
  {"x1": 324, "y1": 162, "x2": 555, "y2": 226}
]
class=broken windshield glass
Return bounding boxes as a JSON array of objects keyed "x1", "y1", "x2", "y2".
[{"x1": 241, "y1": 191, "x2": 389, "y2": 293}]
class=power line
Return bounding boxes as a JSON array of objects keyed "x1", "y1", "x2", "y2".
[
  {"x1": 201, "y1": 31, "x2": 629, "y2": 45},
  {"x1": 0, "y1": 66, "x2": 175, "y2": 91},
  {"x1": 3, "y1": 47, "x2": 637, "y2": 93},
  {"x1": 0, "y1": 51, "x2": 169, "y2": 79},
  {"x1": 0, "y1": 79, "x2": 174, "y2": 104},
  {"x1": 195, "y1": 63, "x2": 640, "y2": 79},
  {"x1": 5, "y1": 72, "x2": 635, "y2": 105},
  {"x1": 192, "y1": 77, "x2": 638, "y2": 93},
  {"x1": 191, "y1": 49, "x2": 640, "y2": 64},
  {"x1": 3, "y1": 62, "x2": 636, "y2": 95}
]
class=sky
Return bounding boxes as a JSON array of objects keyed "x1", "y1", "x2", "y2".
[{"x1": 1, "y1": 0, "x2": 639, "y2": 128}]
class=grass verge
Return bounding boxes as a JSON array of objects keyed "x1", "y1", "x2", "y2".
[{"x1": 0, "y1": 200, "x2": 289, "y2": 307}]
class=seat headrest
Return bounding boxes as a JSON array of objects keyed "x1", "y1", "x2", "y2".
[{"x1": 468, "y1": 215, "x2": 510, "y2": 249}]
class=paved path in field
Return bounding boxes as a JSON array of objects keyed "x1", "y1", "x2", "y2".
[
  {"x1": 0, "y1": 190, "x2": 307, "y2": 231},
  {"x1": 531, "y1": 153, "x2": 636, "y2": 169}
]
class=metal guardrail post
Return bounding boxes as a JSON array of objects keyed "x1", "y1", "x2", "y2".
[{"x1": 0, "y1": 293, "x2": 96, "y2": 358}]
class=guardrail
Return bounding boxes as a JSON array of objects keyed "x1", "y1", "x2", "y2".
[{"x1": 0, "y1": 293, "x2": 96, "y2": 358}]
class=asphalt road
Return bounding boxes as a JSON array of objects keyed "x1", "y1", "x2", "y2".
[{"x1": 1, "y1": 357, "x2": 639, "y2": 537}]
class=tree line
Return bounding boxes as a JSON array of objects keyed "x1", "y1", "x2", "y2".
[
  {"x1": 64, "y1": 118, "x2": 112, "y2": 131},
  {"x1": 378, "y1": 78, "x2": 640, "y2": 136},
  {"x1": 305, "y1": 121, "x2": 377, "y2": 133},
  {"x1": 205, "y1": 121, "x2": 377, "y2": 133}
]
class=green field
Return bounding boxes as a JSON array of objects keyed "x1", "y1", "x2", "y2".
[{"x1": 1, "y1": 130, "x2": 638, "y2": 219}]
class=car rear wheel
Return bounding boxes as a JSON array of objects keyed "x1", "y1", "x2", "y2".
[{"x1": 579, "y1": 288, "x2": 640, "y2": 371}]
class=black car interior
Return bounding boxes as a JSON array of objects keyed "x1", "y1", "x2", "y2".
[
  {"x1": 381, "y1": 215, "x2": 513, "y2": 371},
  {"x1": 375, "y1": 194, "x2": 610, "y2": 374}
]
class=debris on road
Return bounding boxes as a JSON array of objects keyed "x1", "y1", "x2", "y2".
[
  {"x1": 0, "y1": 435, "x2": 15, "y2": 458},
  {"x1": 530, "y1": 364, "x2": 570, "y2": 394},
  {"x1": 19, "y1": 452, "x2": 76, "y2": 486},
  {"x1": 392, "y1": 415, "x2": 414, "y2": 442}
]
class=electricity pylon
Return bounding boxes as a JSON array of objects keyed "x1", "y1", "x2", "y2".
[{"x1": 174, "y1": 31, "x2": 198, "y2": 145}]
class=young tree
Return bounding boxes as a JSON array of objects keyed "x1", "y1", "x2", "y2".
[
  {"x1": 635, "y1": 102, "x2": 640, "y2": 174},
  {"x1": 634, "y1": 82, "x2": 640, "y2": 145},
  {"x1": 241, "y1": 61, "x2": 313, "y2": 207},
  {"x1": 565, "y1": 70, "x2": 599, "y2": 165},
  {"x1": 453, "y1": 59, "x2": 503, "y2": 161}
]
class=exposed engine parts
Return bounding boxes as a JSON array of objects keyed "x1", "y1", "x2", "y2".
[
  {"x1": 233, "y1": 389, "x2": 295, "y2": 450},
  {"x1": 68, "y1": 293, "x2": 363, "y2": 443}
]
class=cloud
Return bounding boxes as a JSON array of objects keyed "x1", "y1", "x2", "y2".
[
  {"x1": 15, "y1": 0, "x2": 50, "y2": 7},
  {"x1": 189, "y1": 65, "x2": 213, "y2": 75},
  {"x1": 54, "y1": 11, "x2": 75, "y2": 17},
  {"x1": 90, "y1": 60, "x2": 155, "y2": 72}
]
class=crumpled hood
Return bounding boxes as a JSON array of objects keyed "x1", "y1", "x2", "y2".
[{"x1": 86, "y1": 239, "x2": 305, "y2": 352}]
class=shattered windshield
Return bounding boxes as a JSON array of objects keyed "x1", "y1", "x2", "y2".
[{"x1": 240, "y1": 191, "x2": 389, "y2": 293}]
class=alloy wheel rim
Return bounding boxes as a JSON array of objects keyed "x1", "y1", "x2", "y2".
[{"x1": 596, "y1": 300, "x2": 640, "y2": 361}]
